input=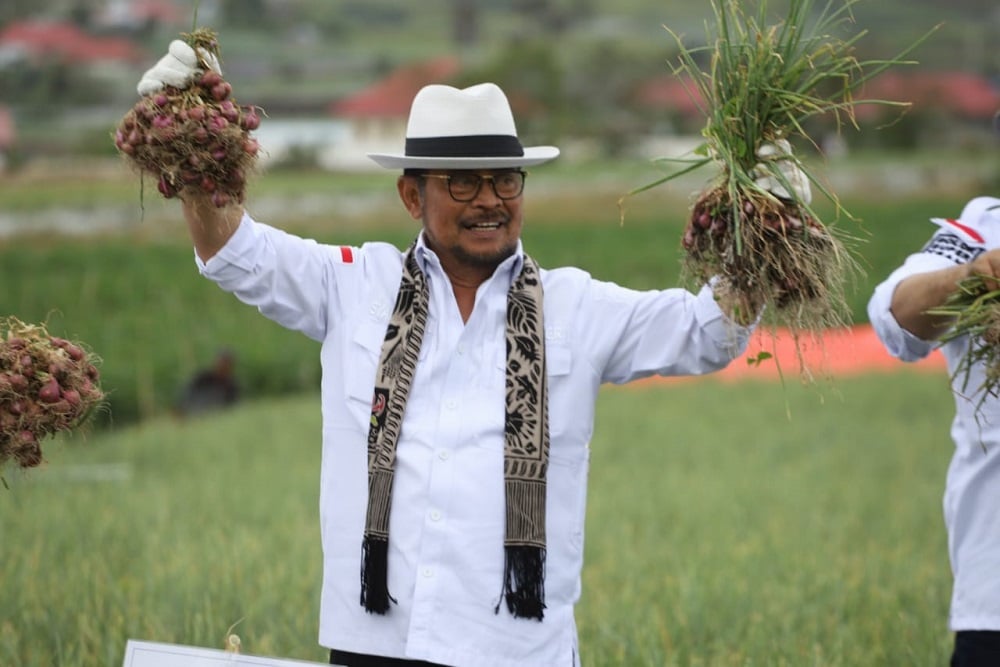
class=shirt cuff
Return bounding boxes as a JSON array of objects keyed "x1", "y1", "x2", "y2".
[
  {"x1": 867, "y1": 273, "x2": 939, "y2": 362},
  {"x1": 195, "y1": 211, "x2": 258, "y2": 277}
]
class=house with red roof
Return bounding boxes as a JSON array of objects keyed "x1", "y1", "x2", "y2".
[
  {"x1": 0, "y1": 19, "x2": 145, "y2": 70},
  {"x1": 0, "y1": 106, "x2": 14, "y2": 148},
  {"x1": 855, "y1": 70, "x2": 1000, "y2": 121},
  {"x1": 0, "y1": 105, "x2": 15, "y2": 173},
  {"x1": 96, "y1": 0, "x2": 187, "y2": 31},
  {"x1": 324, "y1": 56, "x2": 462, "y2": 171},
  {"x1": 634, "y1": 70, "x2": 999, "y2": 126},
  {"x1": 631, "y1": 68, "x2": 999, "y2": 156},
  {"x1": 633, "y1": 73, "x2": 705, "y2": 122}
]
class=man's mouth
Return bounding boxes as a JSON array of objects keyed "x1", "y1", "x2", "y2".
[{"x1": 464, "y1": 219, "x2": 505, "y2": 231}]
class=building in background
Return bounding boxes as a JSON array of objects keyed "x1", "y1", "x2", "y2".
[
  {"x1": 0, "y1": 105, "x2": 15, "y2": 173},
  {"x1": 325, "y1": 56, "x2": 461, "y2": 171}
]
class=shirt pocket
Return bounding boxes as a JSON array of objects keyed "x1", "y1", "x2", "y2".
[
  {"x1": 547, "y1": 343, "x2": 572, "y2": 377},
  {"x1": 545, "y1": 343, "x2": 573, "y2": 440},
  {"x1": 344, "y1": 319, "x2": 384, "y2": 432},
  {"x1": 344, "y1": 317, "x2": 434, "y2": 432}
]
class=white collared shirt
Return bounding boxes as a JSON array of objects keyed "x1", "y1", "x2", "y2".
[
  {"x1": 867, "y1": 196, "x2": 1000, "y2": 632},
  {"x1": 198, "y1": 212, "x2": 752, "y2": 666}
]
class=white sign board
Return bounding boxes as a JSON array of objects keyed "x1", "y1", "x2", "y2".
[{"x1": 122, "y1": 640, "x2": 330, "y2": 667}]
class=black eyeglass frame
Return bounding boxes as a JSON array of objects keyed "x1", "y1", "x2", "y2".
[{"x1": 419, "y1": 170, "x2": 527, "y2": 202}]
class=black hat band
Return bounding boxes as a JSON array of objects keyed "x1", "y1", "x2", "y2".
[{"x1": 405, "y1": 134, "x2": 524, "y2": 158}]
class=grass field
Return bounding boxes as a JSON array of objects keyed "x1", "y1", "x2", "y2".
[{"x1": 1, "y1": 371, "x2": 957, "y2": 666}]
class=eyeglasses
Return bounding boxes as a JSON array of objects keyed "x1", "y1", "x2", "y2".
[{"x1": 420, "y1": 171, "x2": 526, "y2": 202}]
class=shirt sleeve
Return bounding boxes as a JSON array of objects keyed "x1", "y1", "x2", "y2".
[
  {"x1": 196, "y1": 211, "x2": 351, "y2": 342},
  {"x1": 866, "y1": 254, "x2": 954, "y2": 362},
  {"x1": 580, "y1": 277, "x2": 754, "y2": 384}
]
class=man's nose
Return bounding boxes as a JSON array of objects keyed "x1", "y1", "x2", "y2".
[{"x1": 472, "y1": 176, "x2": 502, "y2": 204}]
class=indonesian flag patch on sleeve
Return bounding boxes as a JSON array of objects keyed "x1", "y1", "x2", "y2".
[{"x1": 333, "y1": 246, "x2": 355, "y2": 264}]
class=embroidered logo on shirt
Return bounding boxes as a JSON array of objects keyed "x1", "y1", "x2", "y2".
[
  {"x1": 922, "y1": 232, "x2": 984, "y2": 265},
  {"x1": 369, "y1": 301, "x2": 390, "y2": 321}
]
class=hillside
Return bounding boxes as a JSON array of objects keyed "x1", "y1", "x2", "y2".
[
  {"x1": 189, "y1": 0, "x2": 995, "y2": 110},
  {"x1": 0, "y1": 0, "x2": 995, "y2": 163}
]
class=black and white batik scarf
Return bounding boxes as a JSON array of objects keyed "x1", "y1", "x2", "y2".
[{"x1": 361, "y1": 243, "x2": 550, "y2": 620}]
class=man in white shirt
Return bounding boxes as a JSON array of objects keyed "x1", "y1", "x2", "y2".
[
  {"x1": 137, "y1": 42, "x2": 807, "y2": 667},
  {"x1": 867, "y1": 114, "x2": 1000, "y2": 666}
]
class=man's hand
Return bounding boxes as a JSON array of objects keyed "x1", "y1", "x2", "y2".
[
  {"x1": 752, "y1": 139, "x2": 812, "y2": 205},
  {"x1": 137, "y1": 40, "x2": 222, "y2": 97},
  {"x1": 711, "y1": 278, "x2": 763, "y2": 327},
  {"x1": 965, "y1": 248, "x2": 1000, "y2": 290}
]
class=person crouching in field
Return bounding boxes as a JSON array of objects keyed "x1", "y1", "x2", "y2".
[
  {"x1": 133, "y1": 41, "x2": 809, "y2": 667},
  {"x1": 867, "y1": 112, "x2": 1000, "y2": 667}
]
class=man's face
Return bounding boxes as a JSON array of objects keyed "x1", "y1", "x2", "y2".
[{"x1": 399, "y1": 169, "x2": 525, "y2": 278}]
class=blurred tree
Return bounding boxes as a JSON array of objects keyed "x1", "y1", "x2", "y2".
[
  {"x1": 220, "y1": 0, "x2": 271, "y2": 28},
  {"x1": 341, "y1": 2, "x2": 410, "y2": 26},
  {"x1": 0, "y1": 0, "x2": 39, "y2": 23},
  {"x1": 69, "y1": 0, "x2": 97, "y2": 27},
  {"x1": 563, "y1": 41, "x2": 673, "y2": 156},
  {"x1": 456, "y1": 39, "x2": 566, "y2": 144},
  {"x1": 511, "y1": 0, "x2": 572, "y2": 34},
  {"x1": 570, "y1": 0, "x2": 596, "y2": 17},
  {"x1": 452, "y1": 0, "x2": 479, "y2": 47}
]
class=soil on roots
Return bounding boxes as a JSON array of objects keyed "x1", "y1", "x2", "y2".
[{"x1": 681, "y1": 185, "x2": 858, "y2": 377}]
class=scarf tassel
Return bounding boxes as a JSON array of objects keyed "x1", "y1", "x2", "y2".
[
  {"x1": 496, "y1": 545, "x2": 546, "y2": 620},
  {"x1": 360, "y1": 536, "x2": 396, "y2": 614}
]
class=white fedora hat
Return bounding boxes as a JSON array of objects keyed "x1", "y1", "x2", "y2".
[{"x1": 367, "y1": 82, "x2": 560, "y2": 169}]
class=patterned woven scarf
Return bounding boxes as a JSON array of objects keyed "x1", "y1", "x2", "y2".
[{"x1": 361, "y1": 244, "x2": 549, "y2": 621}]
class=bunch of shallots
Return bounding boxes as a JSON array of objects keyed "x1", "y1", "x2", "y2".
[
  {"x1": 113, "y1": 28, "x2": 261, "y2": 207},
  {"x1": 681, "y1": 185, "x2": 840, "y2": 314},
  {"x1": 0, "y1": 318, "x2": 105, "y2": 471}
]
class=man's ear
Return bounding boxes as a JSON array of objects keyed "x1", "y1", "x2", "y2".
[{"x1": 397, "y1": 175, "x2": 423, "y2": 220}]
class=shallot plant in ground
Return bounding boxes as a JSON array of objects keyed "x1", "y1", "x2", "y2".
[
  {"x1": 113, "y1": 27, "x2": 262, "y2": 208},
  {"x1": 622, "y1": 0, "x2": 936, "y2": 374},
  {"x1": 0, "y1": 317, "x2": 105, "y2": 474}
]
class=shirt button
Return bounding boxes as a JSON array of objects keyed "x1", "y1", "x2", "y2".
[
  {"x1": 422, "y1": 567, "x2": 434, "y2": 578},
  {"x1": 438, "y1": 450, "x2": 450, "y2": 461},
  {"x1": 445, "y1": 400, "x2": 457, "y2": 410},
  {"x1": 457, "y1": 343, "x2": 465, "y2": 355},
  {"x1": 430, "y1": 510, "x2": 442, "y2": 521}
]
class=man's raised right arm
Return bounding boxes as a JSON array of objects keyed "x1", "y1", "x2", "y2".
[{"x1": 181, "y1": 193, "x2": 243, "y2": 262}]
